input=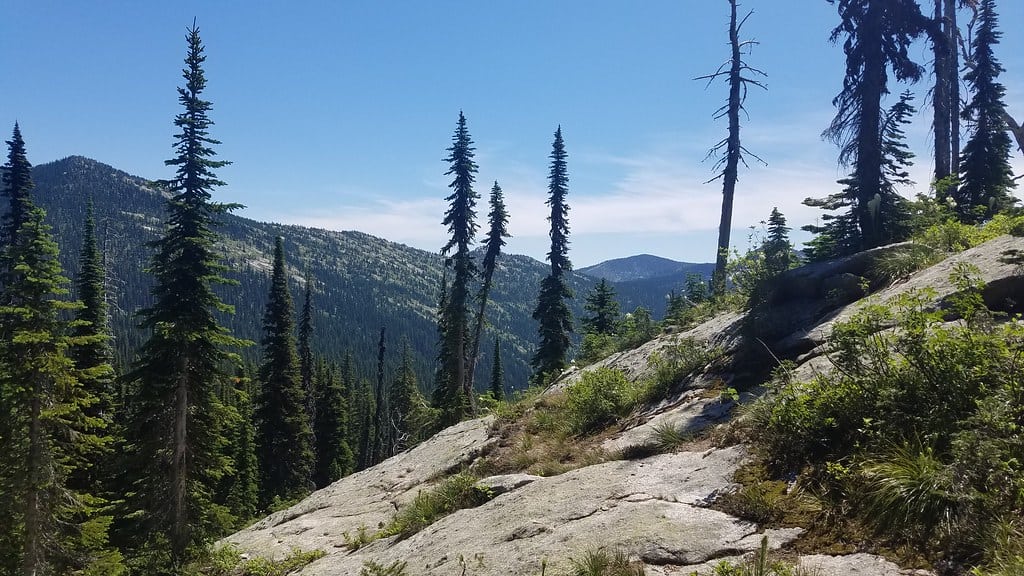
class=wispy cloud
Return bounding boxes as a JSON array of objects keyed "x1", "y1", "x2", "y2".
[{"x1": 271, "y1": 106, "x2": 1024, "y2": 265}]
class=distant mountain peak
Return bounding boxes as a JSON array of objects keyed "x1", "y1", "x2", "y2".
[{"x1": 579, "y1": 254, "x2": 711, "y2": 283}]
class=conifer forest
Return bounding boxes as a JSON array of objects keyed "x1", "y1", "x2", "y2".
[{"x1": 1, "y1": 2, "x2": 1022, "y2": 575}]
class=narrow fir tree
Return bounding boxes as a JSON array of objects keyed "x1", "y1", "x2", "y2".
[
  {"x1": 531, "y1": 127, "x2": 573, "y2": 383},
  {"x1": 438, "y1": 112, "x2": 478, "y2": 424},
  {"x1": 0, "y1": 130, "x2": 118, "y2": 575},
  {"x1": 466, "y1": 181, "x2": 510, "y2": 404},
  {"x1": 298, "y1": 270, "x2": 316, "y2": 443},
  {"x1": 71, "y1": 197, "x2": 116, "y2": 450},
  {"x1": 312, "y1": 360, "x2": 354, "y2": 488},
  {"x1": 685, "y1": 273, "x2": 710, "y2": 304},
  {"x1": 389, "y1": 340, "x2": 419, "y2": 452},
  {"x1": 255, "y1": 237, "x2": 313, "y2": 506},
  {"x1": 957, "y1": 0, "x2": 1017, "y2": 221},
  {"x1": 370, "y1": 326, "x2": 388, "y2": 465},
  {"x1": 356, "y1": 378, "x2": 375, "y2": 471},
  {"x1": 120, "y1": 25, "x2": 243, "y2": 569},
  {"x1": 581, "y1": 279, "x2": 620, "y2": 336},
  {"x1": 489, "y1": 339, "x2": 504, "y2": 401},
  {"x1": 224, "y1": 371, "x2": 259, "y2": 525},
  {"x1": 0, "y1": 123, "x2": 33, "y2": 252}
]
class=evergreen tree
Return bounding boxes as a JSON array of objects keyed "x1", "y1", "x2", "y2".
[
  {"x1": 312, "y1": 360, "x2": 354, "y2": 488},
  {"x1": 0, "y1": 123, "x2": 33, "y2": 252},
  {"x1": 957, "y1": 0, "x2": 1017, "y2": 221},
  {"x1": 255, "y1": 237, "x2": 313, "y2": 506},
  {"x1": 684, "y1": 273, "x2": 710, "y2": 305},
  {"x1": 763, "y1": 207, "x2": 797, "y2": 277},
  {"x1": 824, "y1": 0, "x2": 929, "y2": 248},
  {"x1": 532, "y1": 127, "x2": 573, "y2": 383},
  {"x1": 466, "y1": 181, "x2": 510, "y2": 402},
  {"x1": 370, "y1": 326, "x2": 388, "y2": 465},
  {"x1": 223, "y1": 370, "x2": 259, "y2": 524},
  {"x1": 355, "y1": 378, "x2": 375, "y2": 471},
  {"x1": 489, "y1": 339, "x2": 505, "y2": 401},
  {"x1": 581, "y1": 279, "x2": 619, "y2": 336},
  {"x1": 389, "y1": 340, "x2": 419, "y2": 451},
  {"x1": 120, "y1": 24, "x2": 243, "y2": 570},
  {"x1": 437, "y1": 112, "x2": 478, "y2": 424},
  {"x1": 0, "y1": 129, "x2": 119, "y2": 576},
  {"x1": 806, "y1": 91, "x2": 917, "y2": 259},
  {"x1": 71, "y1": 197, "x2": 116, "y2": 449},
  {"x1": 298, "y1": 270, "x2": 315, "y2": 442}
]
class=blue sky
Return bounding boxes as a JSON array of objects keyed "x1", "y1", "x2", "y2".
[{"x1": 3, "y1": 1, "x2": 1022, "y2": 266}]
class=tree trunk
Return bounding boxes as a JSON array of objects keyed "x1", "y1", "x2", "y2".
[
  {"x1": 712, "y1": 0, "x2": 743, "y2": 296},
  {"x1": 465, "y1": 274, "x2": 495, "y2": 414},
  {"x1": 21, "y1": 384, "x2": 42, "y2": 576},
  {"x1": 171, "y1": 357, "x2": 189, "y2": 565},
  {"x1": 946, "y1": 0, "x2": 961, "y2": 178},
  {"x1": 933, "y1": 0, "x2": 952, "y2": 180},
  {"x1": 857, "y1": 3, "x2": 886, "y2": 248}
]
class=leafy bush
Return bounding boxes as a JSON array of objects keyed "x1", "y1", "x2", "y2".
[{"x1": 565, "y1": 368, "x2": 635, "y2": 435}]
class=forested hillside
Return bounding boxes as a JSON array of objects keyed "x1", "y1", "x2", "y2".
[{"x1": 30, "y1": 155, "x2": 600, "y2": 390}]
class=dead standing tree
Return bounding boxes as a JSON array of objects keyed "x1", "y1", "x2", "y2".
[{"x1": 697, "y1": 0, "x2": 767, "y2": 296}]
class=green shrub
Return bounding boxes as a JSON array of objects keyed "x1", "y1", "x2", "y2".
[
  {"x1": 695, "y1": 537, "x2": 815, "y2": 576},
  {"x1": 360, "y1": 560, "x2": 409, "y2": 576},
  {"x1": 565, "y1": 368, "x2": 634, "y2": 435},
  {"x1": 381, "y1": 473, "x2": 493, "y2": 539},
  {"x1": 568, "y1": 549, "x2": 645, "y2": 576},
  {"x1": 749, "y1": 268, "x2": 1024, "y2": 557},
  {"x1": 868, "y1": 243, "x2": 942, "y2": 285},
  {"x1": 857, "y1": 442, "x2": 961, "y2": 540},
  {"x1": 649, "y1": 421, "x2": 692, "y2": 452},
  {"x1": 189, "y1": 546, "x2": 325, "y2": 576},
  {"x1": 642, "y1": 339, "x2": 720, "y2": 401}
]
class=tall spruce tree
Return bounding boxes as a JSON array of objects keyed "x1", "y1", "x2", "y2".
[
  {"x1": 298, "y1": 270, "x2": 316, "y2": 441},
  {"x1": 312, "y1": 360, "x2": 354, "y2": 488},
  {"x1": 0, "y1": 127, "x2": 120, "y2": 576},
  {"x1": 957, "y1": 0, "x2": 1016, "y2": 221},
  {"x1": 436, "y1": 112, "x2": 478, "y2": 424},
  {"x1": 255, "y1": 237, "x2": 313, "y2": 505},
  {"x1": 824, "y1": 0, "x2": 929, "y2": 248},
  {"x1": 532, "y1": 127, "x2": 573, "y2": 383},
  {"x1": 120, "y1": 24, "x2": 242, "y2": 571},
  {"x1": 489, "y1": 339, "x2": 505, "y2": 401},
  {"x1": 467, "y1": 181, "x2": 510, "y2": 398}
]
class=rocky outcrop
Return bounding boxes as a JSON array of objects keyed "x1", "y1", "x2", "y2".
[{"x1": 221, "y1": 237, "x2": 1024, "y2": 575}]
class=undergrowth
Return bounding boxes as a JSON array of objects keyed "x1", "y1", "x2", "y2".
[
  {"x1": 743, "y1": 264, "x2": 1024, "y2": 569},
  {"x1": 190, "y1": 546, "x2": 325, "y2": 576},
  {"x1": 379, "y1": 473, "x2": 493, "y2": 540}
]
